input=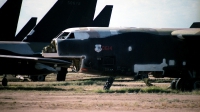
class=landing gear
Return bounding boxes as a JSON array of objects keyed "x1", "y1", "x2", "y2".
[
  {"x1": 175, "y1": 78, "x2": 193, "y2": 91},
  {"x1": 2, "y1": 75, "x2": 8, "y2": 86},
  {"x1": 143, "y1": 78, "x2": 153, "y2": 86},
  {"x1": 170, "y1": 78, "x2": 178, "y2": 89},
  {"x1": 134, "y1": 72, "x2": 149, "y2": 80},
  {"x1": 29, "y1": 75, "x2": 46, "y2": 81},
  {"x1": 57, "y1": 67, "x2": 68, "y2": 81},
  {"x1": 175, "y1": 78, "x2": 183, "y2": 90},
  {"x1": 37, "y1": 75, "x2": 46, "y2": 81},
  {"x1": 140, "y1": 73, "x2": 149, "y2": 79},
  {"x1": 193, "y1": 80, "x2": 200, "y2": 90},
  {"x1": 137, "y1": 72, "x2": 153, "y2": 86},
  {"x1": 103, "y1": 77, "x2": 115, "y2": 90}
]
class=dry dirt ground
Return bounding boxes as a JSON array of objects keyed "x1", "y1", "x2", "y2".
[{"x1": 0, "y1": 73, "x2": 200, "y2": 112}]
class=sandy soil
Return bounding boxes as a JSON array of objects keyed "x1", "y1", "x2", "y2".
[
  {"x1": 0, "y1": 74, "x2": 200, "y2": 112},
  {"x1": 0, "y1": 91, "x2": 200, "y2": 112}
]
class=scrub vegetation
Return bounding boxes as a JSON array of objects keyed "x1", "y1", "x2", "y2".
[
  {"x1": 0, "y1": 74, "x2": 199, "y2": 95},
  {"x1": 0, "y1": 73, "x2": 200, "y2": 112}
]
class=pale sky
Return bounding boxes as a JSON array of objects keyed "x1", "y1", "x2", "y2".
[{"x1": 0, "y1": 0, "x2": 200, "y2": 35}]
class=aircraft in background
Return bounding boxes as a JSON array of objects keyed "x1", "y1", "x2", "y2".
[
  {"x1": 22, "y1": 0, "x2": 97, "y2": 43},
  {"x1": 0, "y1": 0, "x2": 37, "y2": 41},
  {"x1": 0, "y1": 54, "x2": 71, "y2": 86},
  {"x1": 90, "y1": 5, "x2": 112, "y2": 27},
  {"x1": 0, "y1": 0, "x2": 113, "y2": 83},
  {"x1": 15, "y1": 17, "x2": 37, "y2": 41},
  {"x1": 190, "y1": 22, "x2": 200, "y2": 28},
  {"x1": 42, "y1": 25, "x2": 200, "y2": 91},
  {"x1": 0, "y1": 0, "x2": 22, "y2": 41}
]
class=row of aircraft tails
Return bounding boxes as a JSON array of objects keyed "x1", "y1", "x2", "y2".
[{"x1": 0, "y1": 0, "x2": 200, "y2": 91}]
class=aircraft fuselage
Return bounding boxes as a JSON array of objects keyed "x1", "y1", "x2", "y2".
[{"x1": 42, "y1": 27, "x2": 200, "y2": 79}]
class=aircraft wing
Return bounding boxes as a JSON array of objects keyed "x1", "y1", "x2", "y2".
[{"x1": 0, "y1": 54, "x2": 71, "y2": 65}]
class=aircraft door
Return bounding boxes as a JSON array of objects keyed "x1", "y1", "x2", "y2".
[{"x1": 88, "y1": 37, "x2": 116, "y2": 72}]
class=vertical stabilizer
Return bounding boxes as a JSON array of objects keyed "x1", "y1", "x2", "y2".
[
  {"x1": 23, "y1": 0, "x2": 97, "y2": 42},
  {"x1": 92, "y1": 5, "x2": 113, "y2": 27},
  {"x1": 0, "y1": 0, "x2": 22, "y2": 41},
  {"x1": 15, "y1": 17, "x2": 37, "y2": 41},
  {"x1": 190, "y1": 22, "x2": 200, "y2": 28}
]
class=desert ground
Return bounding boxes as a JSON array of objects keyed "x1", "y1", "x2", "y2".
[{"x1": 0, "y1": 73, "x2": 200, "y2": 112}]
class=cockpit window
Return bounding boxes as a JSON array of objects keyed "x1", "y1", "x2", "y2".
[
  {"x1": 57, "y1": 32, "x2": 70, "y2": 39},
  {"x1": 67, "y1": 33, "x2": 75, "y2": 39}
]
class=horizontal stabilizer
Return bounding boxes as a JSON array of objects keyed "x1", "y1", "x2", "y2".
[{"x1": 190, "y1": 22, "x2": 200, "y2": 28}]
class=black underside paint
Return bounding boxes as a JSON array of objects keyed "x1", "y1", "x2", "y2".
[{"x1": 57, "y1": 32, "x2": 200, "y2": 78}]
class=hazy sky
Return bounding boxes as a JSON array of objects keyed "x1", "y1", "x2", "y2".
[{"x1": 0, "y1": 0, "x2": 200, "y2": 35}]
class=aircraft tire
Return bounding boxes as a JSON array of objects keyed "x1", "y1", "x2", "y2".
[
  {"x1": 2, "y1": 77, "x2": 8, "y2": 86},
  {"x1": 103, "y1": 82, "x2": 111, "y2": 90},
  {"x1": 37, "y1": 75, "x2": 46, "y2": 81},
  {"x1": 175, "y1": 78, "x2": 193, "y2": 91},
  {"x1": 29, "y1": 76, "x2": 37, "y2": 81},
  {"x1": 193, "y1": 80, "x2": 200, "y2": 90},
  {"x1": 103, "y1": 77, "x2": 114, "y2": 90},
  {"x1": 170, "y1": 78, "x2": 178, "y2": 89},
  {"x1": 140, "y1": 73, "x2": 148, "y2": 79},
  {"x1": 175, "y1": 78, "x2": 183, "y2": 90}
]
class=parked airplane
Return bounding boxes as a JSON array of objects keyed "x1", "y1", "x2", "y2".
[
  {"x1": 0, "y1": 54, "x2": 71, "y2": 86},
  {"x1": 42, "y1": 26, "x2": 200, "y2": 91},
  {"x1": 0, "y1": 0, "x2": 113, "y2": 83}
]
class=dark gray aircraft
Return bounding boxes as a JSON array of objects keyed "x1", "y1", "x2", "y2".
[
  {"x1": 0, "y1": 0, "x2": 113, "y2": 84},
  {"x1": 190, "y1": 22, "x2": 200, "y2": 28},
  {"x1": 42, "y1": 27, "x2": 200, "y2": 91},
  {"x1": 0, "y1": 53, "x2": 71, "y2": 86}
]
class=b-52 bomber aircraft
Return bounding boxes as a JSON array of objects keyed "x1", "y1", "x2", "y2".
[{"x1": 42, "y1": 26, "x2": 200, "y2": 91}]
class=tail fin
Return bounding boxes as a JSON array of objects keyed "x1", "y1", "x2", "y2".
[
  {"x1": 0, "y1": 0, "x2": 22, "y2": 41},
  {"x1": 91, "y1": 5, "x2": 113, "y2": 27},
  {"x1": 23, "y1": 0, "x2": 97, "y2": 42},
  {"x1": 190, "y1": 22, "x2": 200, "y2": 28},
  {"x1": 15, "y1": 17, "x2": 37, "y2": 41}
]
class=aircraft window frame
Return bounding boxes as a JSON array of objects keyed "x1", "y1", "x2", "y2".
[
  {"x1": 57, "y1": 32, "x2": 70, "y2": 39},
  {"x1": 74, "y1": 32, "x2": 89, "y2": 40},
  {"x1": 67, "y1": 32, "x2": 75, "y2": 39}
]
